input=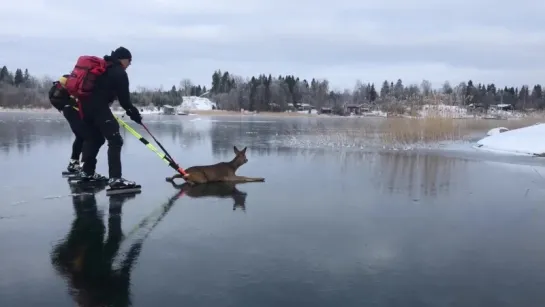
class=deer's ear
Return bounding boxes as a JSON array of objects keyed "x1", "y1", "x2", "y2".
[
  {"x1": 241, "y1": 147, "x2": 247, "y2": 153},
  {"x1": 233, "y1": 146, "x2": 239, "y2": 153}
]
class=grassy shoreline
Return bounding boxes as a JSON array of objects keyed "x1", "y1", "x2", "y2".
[
  {"x1": 377, "y1": 116, "x2": 543, "y2": 145},
  {"x1": 2, "y1": 107, "x2": 543, "y2": 146}
]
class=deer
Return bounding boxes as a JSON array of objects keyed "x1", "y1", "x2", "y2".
[{"x1": 165, "y1": 146, "x2": 265, "y2": 186}]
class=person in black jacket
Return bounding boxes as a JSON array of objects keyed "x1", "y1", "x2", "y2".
[
  {"x1": 78, "y1": 47, "x2": 142, "y2": 190},
  {"x1": 48, "y1": 75, "x2": 106, "y2": 179}
]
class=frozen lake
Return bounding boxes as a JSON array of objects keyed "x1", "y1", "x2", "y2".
[{"x1": 2, "y1": 112, "x2": 545, "y2": 307}]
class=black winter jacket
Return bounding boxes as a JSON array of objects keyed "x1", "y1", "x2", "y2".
[{"x1": 89, "y1": 56, "x2": 135, "y2": 111}]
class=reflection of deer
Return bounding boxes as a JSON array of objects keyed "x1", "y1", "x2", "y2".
[
  {"x1": 51, "y1": 182, "x2": 183, "y2": 307},
  {"x1": 168, "y1": 180, "x2": 248, "y2": 212}
]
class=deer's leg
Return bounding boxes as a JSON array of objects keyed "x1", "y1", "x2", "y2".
[
  {"x1": 230, "y1": 175, "x2": 265, "y2": 182},
  {"x1": 166, "y1": 173, "x2": 186, "y2": 188},
  {"x1": 166, "y1": 173, "x2": 198, "y2": 186},
  {"x1": 166, "y1": 173, "x2": 184, "y2": 182},
  {"x1": 183, "y1": 172, "x2": 207, "y2": 185},
  {"x1": 168, "y1": 180, "x2": 187, "y2": 189}
]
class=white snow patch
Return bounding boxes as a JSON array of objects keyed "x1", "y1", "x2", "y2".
[
  {"x1": 297, "y1": 109, "x2": 318, "y2": 115},
  {"x1": 487, "y1": 108, "x2": 525, "y2": 119},
  {"x1": 111, "y1": 106, "x2": 162, "y2": 115},
  {"x1": 486, "y1": 127, "x2": 509, "y2": 136},
  {"x1": 141, "y1": 108, "x2": 163, "y2": 115},
  {"x1": 419, "y1": 105, "x2": 470, "y2": 118},
  {"x1": 347, "y1": 110, "x2": 387, "y2": 118},
  {"x1": 364, "y1": 110, "x2": 387, "y2": 117},
  {"x1": 179, "y1": 96, "x2": 217, "y2": 111},
  {"x1": 475, "y1": 123, "x2": 545, "y2": 156}
]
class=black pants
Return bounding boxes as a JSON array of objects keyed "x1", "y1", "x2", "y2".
[
  {"x1": 81, "y1": 102, "x2": 123, "y2": 179},
  {"x1": 49, "y1": 85, "x2": 86, "y2": 162},
  {"x1": 62, "y1": 106, "x2": 86, "y2": 161}
]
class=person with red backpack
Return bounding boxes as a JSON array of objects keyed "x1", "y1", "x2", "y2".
[
  {"x1": 64, "y1": 47, "x2": 142, "y2": 192},
  {"x1": 48, "y1": 74, "x2": 108, "y2": 180}
]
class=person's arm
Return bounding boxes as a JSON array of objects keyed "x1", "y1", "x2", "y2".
[{"x1": 113, "y1": 67, "x2": 136, "y2": 111}]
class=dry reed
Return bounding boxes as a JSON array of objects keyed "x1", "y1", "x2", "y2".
[{"x1": 379, "y1": 116, "x2": 543, "y2": 145}]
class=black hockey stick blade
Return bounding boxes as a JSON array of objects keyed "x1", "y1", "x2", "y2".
[
  {"x1": 106, "y1": 185, "x2": 142, "y2": 196},
  {"x1": 62, "y1": 171, "x2": 80, "y2": 177},
  {"x1": 68, "y1": 178, "x2": 109, "y2": 185}
]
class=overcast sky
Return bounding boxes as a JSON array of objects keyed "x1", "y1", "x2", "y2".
[{"x1": 1, "y1": 0, "x2": 544, "y2": 91}]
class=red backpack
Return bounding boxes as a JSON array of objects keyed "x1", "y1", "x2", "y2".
[{"x1": 64, "y1": 56, "x2": 108, "y2": 100}]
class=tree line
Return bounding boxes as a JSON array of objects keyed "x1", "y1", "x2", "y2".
[{"x1": 1, "y1": 65, "x2": 544, "y2": 113}]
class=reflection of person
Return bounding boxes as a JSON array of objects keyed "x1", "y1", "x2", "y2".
[
  {"x1": 50, "y1": 183, "x2": 140, "y2": 307},
  {"x1": 51, "y1": 182, "x2": 184, "y2": 306}
]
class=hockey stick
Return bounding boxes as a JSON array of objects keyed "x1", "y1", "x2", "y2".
[
  {"x1": 115, "y1": 116, "x2": 187, "y2": 177},
  {"x1": 139, "y1": 123, "x2": 177, "y2": 169}
]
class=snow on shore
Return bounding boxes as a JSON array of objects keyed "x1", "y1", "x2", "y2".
[
  {"x1": 178, "y1": 96, "x2": 217, "y2": 111},
  {"x1": 0, "y1": 95, "x2": 216, "y2": 114},
  {"x1": 0, "y1": 102, "x2": 541, "y2": 120},
  {"x1": 419, "y1": 105, "x2": 470, "y2": 118},
  {"x1": 475, "y1": 123, "x2": 545, "y2": 156},
  {"x1": 111, "y1": 107, "x2": 162, "y2": 115},
  {"x1": 486, "y1": 127, "x2": 509, "y2": 136},
  {"x1": 418, "y1": 104, "x2": 527, "y2": 119}
]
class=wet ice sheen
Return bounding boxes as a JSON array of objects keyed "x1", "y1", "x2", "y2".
[{"x1": 1, "y1": 112, "x2": 545, "y2": 307}]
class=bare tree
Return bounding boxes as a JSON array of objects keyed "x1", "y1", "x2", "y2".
[
  {"x1": 420, "y1": 80, "x2": 432, "y2": 97},
  {"x1": 179, "y1": 78, "x2": 193, "y2": 96}
]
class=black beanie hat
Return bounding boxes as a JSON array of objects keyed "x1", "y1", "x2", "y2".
[{"x1": 112, "y1": 46, "x2": 132, "y2": 61}]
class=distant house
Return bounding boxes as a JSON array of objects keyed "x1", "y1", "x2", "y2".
[
  {"x1": 342, "y1": 103, "x2": 376, "y2": 115},
  {"x1": 320, "y1": 107, "x2": 332, "y2": 114},
  {"x1": 297, "y1": 103, "x2": 313, "y2": 111},
  {"x1": 468, "y1": 103, "x2": 487, "y2": 113},
  {"x1": 360, "y1": 103, "x2": 373, "y2": 112},
  {"x1": 345, "y1": 104, "x2": 361, "y2": 115},
  {"x1": 268, "y1": 103, "x2": 281, "y2": 112},
  {"x1": 490, "y1": 104, "x2": 513, "y2": 111},
  {"x1": 162, "y1": 104, "x2": 175, "y2": 115},
  {"x1": 296, "y1": 103, "x2": 317, "y2": 114}
]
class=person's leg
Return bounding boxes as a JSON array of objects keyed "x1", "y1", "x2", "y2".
[
  {"x1": 93, "y1": 107, "x2": 123, "y2": 179},
  {"x1": 64, "y1": 136, "x2": 84, "y2": 173},
  {"x1": 78, "y1": 104, "x2": 107, "y2": 180},
  {"x1": 71, "y1": 137, "x2": 84, "y2": 161},
  {"x1": 62, "y1": 106, "x2": 85, "y2": 172},
  {"x1": 93, "y1": 106, "x2": 137, "y2": 187},
  {"x1": 80, "y1": 125, "x2": 106, "y2": 177}
]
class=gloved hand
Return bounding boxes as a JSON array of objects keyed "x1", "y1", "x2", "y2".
[{"x1": 126, "y1": 107, "x2": 142, "y2": 124}]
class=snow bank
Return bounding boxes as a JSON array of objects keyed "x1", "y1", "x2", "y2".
[
  {"x1": 486, "y1": 127, "x2": 509, "y2": 136},
  {"x1": 418, "y1": 104, "x2": 530, "y2": 119},
  {"x1": 179, "y1": 96, "x2": 217, "y2": 111},
  {"x1": 475, "y1": 123, "x2": 545, "y2": 156},
  {"x1": 141, "y1": 108, "x2": 162, "y2": 115},
  {"x1": 350, "y1": 110, "x2": 387, "y2": 118},
  {"x1": 297, "y1": 109, "x2": 318, "y2": 115},
  {"x1": 487, "y1": 109, "x2": 525, "y2": 119}
]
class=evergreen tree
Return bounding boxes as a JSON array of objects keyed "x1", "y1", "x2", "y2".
[{"x1": 14, "y1": 69, "x2": 24, "y2": 87}]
